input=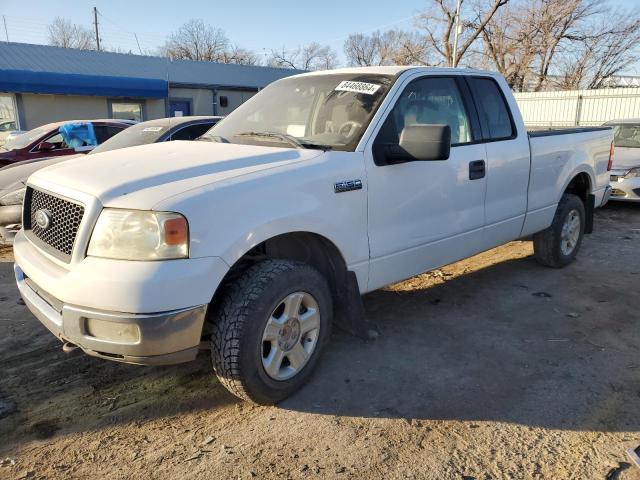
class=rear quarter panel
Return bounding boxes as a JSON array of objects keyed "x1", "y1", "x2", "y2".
[{"x1": 522, "y1": 129, "x2": 612, "y2": 236}]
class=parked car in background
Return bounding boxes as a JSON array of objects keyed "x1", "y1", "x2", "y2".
[
  {"x1": 0, "y1": 119, "x2": 135, "y2": 167},
  {"x1": 0, "y1": 116, "x2": 221, "y2": 243},
  {"x1": 0, "y1": 119, "x2": 17, "y2": 142},
  {"x1": 14, "y1": 67, "x2": 612, "y2": 404},
  {"x1": 604, "y1": 119, "x2": 640, "y2": 202}
]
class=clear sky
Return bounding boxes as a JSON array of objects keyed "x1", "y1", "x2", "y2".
[{"x1": 0, "y1": 0, "x2": 638, "y2": 69}]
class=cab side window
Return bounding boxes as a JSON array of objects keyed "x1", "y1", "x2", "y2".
[
  {"x1": 377, "y1": 77, "x2": 473, "y2": 149},
  {"x1": 467, "y1": 77, "x2": 514, "y2": 140}
]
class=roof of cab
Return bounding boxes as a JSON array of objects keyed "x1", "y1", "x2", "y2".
[{"x1": 295, "y1": 65, "x2": 500, "y2": 77}]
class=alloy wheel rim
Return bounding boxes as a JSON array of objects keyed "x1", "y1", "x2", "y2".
[
  {"x1": 560, "y1": 209, "x2": 581, "y2": 256},
  {"x1": 261, "y1": 291, "x2": 320, "y2": 381}
]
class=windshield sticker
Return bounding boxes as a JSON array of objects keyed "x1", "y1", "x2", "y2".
[
  {"x1": 142, "y1": 127, "x2": 163, "y2": 132},
  {"x1": 335, "y1": 81, "x2": 381, "y2": 95}
]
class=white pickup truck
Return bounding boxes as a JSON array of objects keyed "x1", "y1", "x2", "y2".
[{"x1": 14, "y1": 67, "x2": 613, "y2": 404}]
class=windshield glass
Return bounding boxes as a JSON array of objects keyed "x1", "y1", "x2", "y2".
[
  {"x1": 90, "y1": 123, "x2": 169, "y2": 154},
  {"x1": 202, "y1": 73, "x2": 395, "y2": 151},
  {"x1": 611, "y1": 124, "x2": 640, "y2": 148},
  {"x1": 2, "y1": 127, "x2": 49, "y2": 151}
]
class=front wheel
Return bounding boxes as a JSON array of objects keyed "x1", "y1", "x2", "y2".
[
  {"x1": 533, "y1": 193, "x2": 586, "y2": 268},
  {"x1": 210, "y1": 259, "x2": 332, "y2": 404}
]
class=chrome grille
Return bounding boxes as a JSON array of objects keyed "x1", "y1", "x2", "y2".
[{"x1": 25, "y1": 188, "x2": 84, "y2": 259}]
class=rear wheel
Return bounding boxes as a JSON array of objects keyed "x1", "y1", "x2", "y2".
[
  {"x1": 533, "y1": 193, "x2": 585, "y2": 268},
  {"x1": 210, "y1": 259, "x2": 332, "y2": 404}
]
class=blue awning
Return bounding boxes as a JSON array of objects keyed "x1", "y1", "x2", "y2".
[{"x1": 0, "y1": 69, "x2": 168, "y2": 98}]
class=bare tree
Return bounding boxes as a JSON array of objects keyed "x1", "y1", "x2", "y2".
[
  {"x1": 220, "y1": 45, "x2": 260, "y2": 65},
  {"x1": 162, "y1": 19, "x2": 229, "y2": 61},
  {"x1": 344, "y1": 30, "x2": 430, "y2": 66},
  {"x1": 268, "y1": 43, "x2": 338, "y2": 70},
  {"x1": 418, "y1": 0, "x2": 510, "y2": 67},
  {"x1": 556, "y1": 14, "x2": 640, "y2": 89},
  {"x1": 47, "y1": 17, "x2": 95, "y2": 50},
  {"x1": 481, "y1": 0, "x2": 640, "y2": 91}
]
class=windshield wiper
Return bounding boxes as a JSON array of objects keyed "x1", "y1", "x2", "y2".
[{"x1": 235, "y1": 131, "x2": 332, "y2": 150}]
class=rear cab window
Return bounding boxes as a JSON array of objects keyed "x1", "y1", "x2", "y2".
[{"x1": 467, "y1": 77, "x2": 515, "y2": 141}]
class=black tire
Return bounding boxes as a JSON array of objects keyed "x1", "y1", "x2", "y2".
[
  {"x1": 210, "y1": 259, "x2": 332, "y2": 405},
  {"x1": 533, "y1": 193, "x2": 585, "y2": 268}
]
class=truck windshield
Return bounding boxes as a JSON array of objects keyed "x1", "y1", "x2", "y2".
[
  {"x1": 202, "y1": 73, "x2": 395, "y2": 151},
  {"x1": 611, "y1": 125, "x2": 640, "y2": 148}
]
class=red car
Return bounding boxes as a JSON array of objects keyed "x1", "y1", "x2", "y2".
[{"x1": 0, "y1": 119, "x2": 135, "y2": 167}]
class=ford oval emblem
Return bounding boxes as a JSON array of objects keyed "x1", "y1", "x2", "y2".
[{"x1": 35, "y1": 209, "x2": 52, "y2": 230}]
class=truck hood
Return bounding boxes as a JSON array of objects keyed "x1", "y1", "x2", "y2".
[
  {"x1": 613, "y1": 147, "x2": 640, "y2": 170},
  {"x1": 30, "y1": 141, "x2": 323, "y2": 208}
]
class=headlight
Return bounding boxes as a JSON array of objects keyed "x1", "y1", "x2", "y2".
[
  {"x1": 0, "y1": 187, "x2": 26, "y2": 206},
  {"x1": 625, "y1": 167, "x2": 640, "y2": 178},
  {"x1": 87, "y1": 209, "x2": 188, "y2": 260}
]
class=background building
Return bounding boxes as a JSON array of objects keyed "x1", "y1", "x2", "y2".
[{"x1": 0, "y1": 42, "x2": 301, "y2": 130}]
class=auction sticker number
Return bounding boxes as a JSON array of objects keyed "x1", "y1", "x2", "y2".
[{"x1": 335, "y1": 81, "x2": 381, "y2": 95}]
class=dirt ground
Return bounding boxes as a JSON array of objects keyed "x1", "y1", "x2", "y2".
[{"x1": 1, "y1": 203, "x2": 639, "y2": 480}]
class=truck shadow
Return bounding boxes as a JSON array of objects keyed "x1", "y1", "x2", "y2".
[{"x1": 283, "y1": 250, "x2": 640, "y2": 433}]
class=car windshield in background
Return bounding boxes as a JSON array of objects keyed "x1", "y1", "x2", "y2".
[
  {"x1": 611, "y1": 124, "x2": 640, "y2": 148},
  {"x1": 202, "y1": 73, "x2": 395, "y2": 151},
  {"x1": 90, "y1": 123, "x2": 170, "y2": 154},
  {"x1": 1, "y1": 127, "x2": 48, "y2": 150}
]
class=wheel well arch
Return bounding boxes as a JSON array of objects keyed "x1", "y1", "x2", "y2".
[
  {"x1": 564, "y1": 171, "x2": 591, "y2": 203},
  {"x1": 210, "y1": 231, "x2": 352, "y2": 314}
]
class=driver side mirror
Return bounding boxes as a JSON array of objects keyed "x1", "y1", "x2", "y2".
[
  {"x1": 37, "y1": 141, "x2": 56, "y2": 151},
  {"x1": 375, "y1": 124, "x2": 451, "y2": 165}
]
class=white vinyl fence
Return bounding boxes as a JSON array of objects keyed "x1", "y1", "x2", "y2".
[{"x1": 514, "y1": 88, "x2": 640, "y2": 127}]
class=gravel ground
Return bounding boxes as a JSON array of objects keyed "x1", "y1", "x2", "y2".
[{"x1": 1, "y1": 203, "x2": 639, "y2": 479}]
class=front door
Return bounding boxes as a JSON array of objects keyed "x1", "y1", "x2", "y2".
[
  {"x1": 169, "y1": 100, "x2": 191, "y2": 117},
  {"x1": 365, "y1": 75, "x2": 487, "y2": 291}
]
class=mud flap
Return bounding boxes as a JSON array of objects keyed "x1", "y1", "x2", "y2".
[
  {"x1": 334, "y1": 271, "x2": 379, "y2": 340},
  {"x1": 584, "y1": 194, "x2": 595, "y2": 234}
]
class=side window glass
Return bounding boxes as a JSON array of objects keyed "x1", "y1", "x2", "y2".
[
  {"x1": 468, "y1": 78, "x2": 514, "y2": 140},
  {"x1": 169, "y1": 123, "x2": 212, "y2": 141},
  {"x1": 377, "y1": 77, "x2": 473, "y2": 147},
  {"x1": 44, "y1": 133, "x2": 68, "y2": 150}
]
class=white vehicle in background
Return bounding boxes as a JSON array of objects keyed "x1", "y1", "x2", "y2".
[
  {"x1": 14, "y1": 66, "x2": 613, "y2": 405},
  {"x1": 604, "y1": 119, "x2": 640, "y2": 202},
  {"x1": 0, "y1": 119, "x2": 22, "y2": 146}
]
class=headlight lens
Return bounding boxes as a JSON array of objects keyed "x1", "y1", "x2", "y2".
[
  {"x1": 625, "y1": 167, "x2": 640, "y2": 178},
  {"x1": 87, "y1": 209, "x2": 188, "y2": 260},
  {"x1": 0, "y1": 187, "x2": 26, "y2": 206}
]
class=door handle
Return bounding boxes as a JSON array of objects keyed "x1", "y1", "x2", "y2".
[{"x1": 469, "y1": 160, "x2": 486, "y2": 180}]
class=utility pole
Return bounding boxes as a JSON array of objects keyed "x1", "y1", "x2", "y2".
[
  {"x1": 2, "y1": 15, "x2": 9, "y2": 42},
  {"x1": 134, "y1": 33, "x2": 142, "y2": 55},
  {"x1": 93, "y1": 7, "x2": 101, "y2": 51},
  {"x1": 451, "y1": 0, "x2": 462, "y2": 67}
]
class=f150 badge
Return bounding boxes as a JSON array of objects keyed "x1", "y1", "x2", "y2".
[{"x1": 334, "y1": 179, "x2": 363, "y2": 193}]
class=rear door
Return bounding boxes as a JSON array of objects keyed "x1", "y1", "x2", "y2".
[
  {"x1": 466, "y1": 76, "x2": 530, "y2": 247},
  {"x1": 364, "y1": 74, "x2": 488, "y2": 291}
]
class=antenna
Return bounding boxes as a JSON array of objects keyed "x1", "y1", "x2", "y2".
[{"x1": 93, "y1": 7, "x2": 101, "y2": 51}]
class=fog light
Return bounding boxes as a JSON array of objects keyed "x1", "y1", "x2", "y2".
[{"x1": 85, "y1": 318, "x2": 140, "y2": 343}]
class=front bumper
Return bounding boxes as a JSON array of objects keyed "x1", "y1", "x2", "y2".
[
  {"x1": 15, "y1": 263, "x2": 207, "y2": 365},
  {"x1": 609, "y1": 174, "x2": 640, "y2": 202}
]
